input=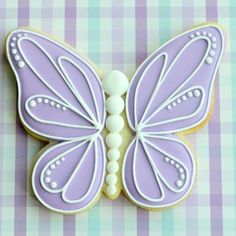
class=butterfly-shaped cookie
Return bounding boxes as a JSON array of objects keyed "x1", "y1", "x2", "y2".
[{"x1": 5, "y1": 24, "x2": 225, "y2": 213}]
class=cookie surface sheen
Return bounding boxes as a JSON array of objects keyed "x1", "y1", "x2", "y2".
[{"x1": 5, "y1": 24, "x2": 224, "y2": 213}]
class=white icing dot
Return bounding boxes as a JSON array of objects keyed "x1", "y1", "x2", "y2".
[
  {"x1": 105, "y1": 96, "x2": 124, "y2": 114},
  {"x1": 164, "y1": 157, "x2": 170, "y2": 162},
  {"x1": 107, "y1": 149, "x2": 120, "y2": 161},
  {"x1": 208, "y1": 33, "x2": 212, "y2": 38},
  {"x1": 45, "y1": 170, "x2": 51, "y2": 176},
  {"x1": 62, "y1": 107, "x2": 67, "y2": 111},
  {"x1": 18, "y1": 61, "x2": 25, "y2": 68},
  {"x1": 211, "y1": 36, "x2": 216, "y2": 42},
  {"x1": 61, "y1": 157, "x2": 65, "y2": 161},
  {"x1": 193, "y1": 89, "x2": 201, "y2": 97},
  {"x1": 106, "y1": 115, "x2": 124, "y2": 132},
  {"x1": 45, "y1": 177, "x2": 51, "y2": 183},
  {"x1": 56, "y1": 104, "x2": 61, "y2": 109},
  {"x1": 107, "y1": 161, "x2": 119, "y2": 173},
  {"x1": 24, "y1": 33, "x2": 28, "y2": 36},
  {"x1": 50, "y1": 101, "x2": 55, "y2": 106},
  {"x1": 11, "y1": 49, "x2": 17, "y2": 54},
  {"x1": 17, "y1": 33, "x2": 22, "y2": 37},
  {"x1": 37, "y1": 97, "x2": 42, "y2": 103},
  {"x1": 106, "y1": 185, "x2": 116, "y2": 195},
  {"x1": 106, "y1": 133, "x2": 122, "y2": 148},
  {"x1": 50, "y1": 164, "x2": 55, "y2": 170},
  {"x1": 29, "y1": 100, "x2": 37, "y2": 108},
  {"x1": 167, "y1": 105, "x2": 172, "y2": 110},
  {"x1": 182, "y1": 95, "x2": 187, "y2": 101},
  {"x1": 187, "y1": 91, "x2": 193, "y2": 98},
  {"x1": 170, "y1": 160, "x2": 175, "y2": 165},
  {"x1": 176, "y1": 180, "x2": 183, "y2": 187},
  {"x1": 206, "y1": 57, "x2": 213, "y2": 64},
  {"x1": 56, "y1": 160, "x2": 60, "y2": 165},
  {"x1": 172, "y1": 102, "x2": 177, "y2": 107},
  {"x1": 175, "y1": 163, "x2": 180, "y2": 168},
  {"x1": 12, "y1": 37, "x2": 17, "y2": 41},
  {"x1": 212, "y1": 43, "x2": 217, "y2": 49},
  {"x1": 50, "y1": 182, "x2": 57, "y2": 189},
  {"x1": 190, "y1": 34, "x2": 194, "y2": 39},
  {"x1": 106, "y1": 174, "x2": 118, "y2": 185},
  {"x1": 177, "y1": 98, "x2": 181, "y2": 104},
  {"x1": 179, "y1": 168, "x2": 184, "y2": 173},
  {"x1": 196, "y1": 31, "x2": 200, "y2": 36},
  {"x1": 10, "y1": 42, "x2": 15, "y2": 47},
  {"x1": 102, "y1": 70, "x2": 129, "y2": 96},
  {"x1": 209, "y1": 50, "x2": 215, "y2": 57},
  {"x1": 202, "y1": 31, "x2": 206, "y2": 35},
  {"x1": 44, "y1": 99, "x2": 49, "y2": 104},
  {"x1": 180, "y1": 174, "x2": 185, "y2": 179},
  {"x1": 14, "y1": 55, "x2": 20, "y2": 61}
]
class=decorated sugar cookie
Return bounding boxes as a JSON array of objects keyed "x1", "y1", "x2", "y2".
[{"x1": 5, "y1": 24, "x2": 225, "y2": 213}]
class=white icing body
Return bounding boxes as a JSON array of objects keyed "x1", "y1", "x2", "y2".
[{"x1": 102, "y1": 70, "x2": 129, "y2": 197}]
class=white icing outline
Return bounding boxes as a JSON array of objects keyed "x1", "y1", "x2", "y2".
[
  {"x1": 123, "y1": 24, "x2": 224, "y2": 208},
  {"x1": 58, "y1": 56, "x2": 101, "y2": 125},
  {"x1": 126, "y1": 25, "x2": 225, "y2": 136},
  {"x1": 141, "y1": 36, "x2": 211, "y2": 127},
  {"x1": 6, "y1": 29, "x2": 105, "y2": 141},
  {"x1": 32, "y1": 135, "x2": 106, "y2": 213},
  {"x1": 134, "y1": 53, "x2": 168, "y2": 127},
  {"x1": 61, "y1": 138, "x2": 98, "y2": 203},
  {"x1": 143, "y1": 86, "x2": 205, "y2": 129},
  {"x1": 25, "y1": 95, "x2": 97, "y2": 130},
  {"x1": 40, "y1": 139, "x2": 99, "y2": 203},
  {"x1": 6, "y1": 29, "x2": 106, "y2": 213},
  {"x1": 132, "y1": 138, "x2": 165, "y2": 202},
  {"x1": 6, "y1": 25, "x2": 224, "y2": 211},
  {"x1": 18, "y1": 37, "x2": 96, "y2": 125},
  {"x1": 122, "y1": 135, "x2": 195, "y2": 208},
  {"x1": 40, "y1": 139, "x2": 89, "y2": 193},
  {"x1": 142, "y1": 135, "x2": 189, "y2": 193}
]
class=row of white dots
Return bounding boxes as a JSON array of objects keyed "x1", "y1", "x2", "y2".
[
  {"x1": 12, "y1": 33, "x2": 28, "y2": 42},
  {"x1": 44, "y1": 157, "x2": 65, "y2": 189},
  {"x1": 29, "y1": 98, "x2": 67, "y2": 111},
  {"x1": 164, "y1": 157, "x2": 185, "y2": 188},
  {"x1": 190, "y1": 31, "x2": 216, "y2": 42},
  {"x1": 10, "y1": 33, "x2": 28, "y2": 69},
  {"x1": 105, "y1": 96, "x2": 124, "y2": 196},
  {"x1": 102, "y1": 71, "x2": 129, "y2": 197},
  {"x1": 166, "y1": 89, "x2": 201, "y2": 110},
  {"x1": 189, "y1": 31, "x2": 217, "y2": 65}
]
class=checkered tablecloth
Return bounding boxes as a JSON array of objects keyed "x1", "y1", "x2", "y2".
[{"x1": 0, "y1": 0, "x2": 234, "y2": 235}]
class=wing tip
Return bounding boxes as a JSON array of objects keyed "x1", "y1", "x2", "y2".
[{"x1": 193, "y1": 22, "x2": 225, "y2": 45}]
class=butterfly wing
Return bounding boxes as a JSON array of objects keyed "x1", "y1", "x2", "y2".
[
  {"x1": 122, "y1": 134, "x2": 195, "y2": 208},
  {"x1": 126, "y1": 24, "x2": 224, "y2": 134},
  {"x1": 6, "y1": 29, "x2": 105, "y2": 140},
  {"x1": 123, "y1": 24, "x2": 224, "y2": 208},
  {"x1": 6, "y1": 29, "x2": 106, "y2": 212},
  {"x1": 32, "y1": 136, "x2": 106, "y2": 213}
]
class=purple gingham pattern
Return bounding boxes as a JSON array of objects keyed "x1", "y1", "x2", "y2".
[{"x1": 0, "y1": 0, "x2": 234, "y2": 235}]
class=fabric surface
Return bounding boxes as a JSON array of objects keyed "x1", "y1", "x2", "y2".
[{"x1": 0, "y1": 0, "x2": 234, "y2": 235}]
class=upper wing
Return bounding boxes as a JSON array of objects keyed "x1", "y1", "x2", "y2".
[
  {"x1": 6, "y1": 29, "x2": 105, "y2": 140},
  {"x1": 122, "y1": 134, "x2": 195, "y2": 208},
  {"x1": 126, "y1": 24, "x2": 225, "y2": 134},
  {"x1": 32, "y1": 135, "x2": 106, "y2": 213}
]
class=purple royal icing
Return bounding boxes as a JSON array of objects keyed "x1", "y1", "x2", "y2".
[
  {"x1": 123, "y1": 25, "x2": 224, "y2": 208},
  {"x1": 6, "y1": 29, "x2": 106, "y2": 213},
  {"x1": 6, "y1": 24, "x2": 224, "y2": 212}
]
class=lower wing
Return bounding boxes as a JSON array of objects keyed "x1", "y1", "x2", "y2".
[
  {"x1": 122, "y1": 134, "x2": 195, "y2": 209},
  {"x1": 32, "y1": 135, "x2": 106, "y2": 213}
]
